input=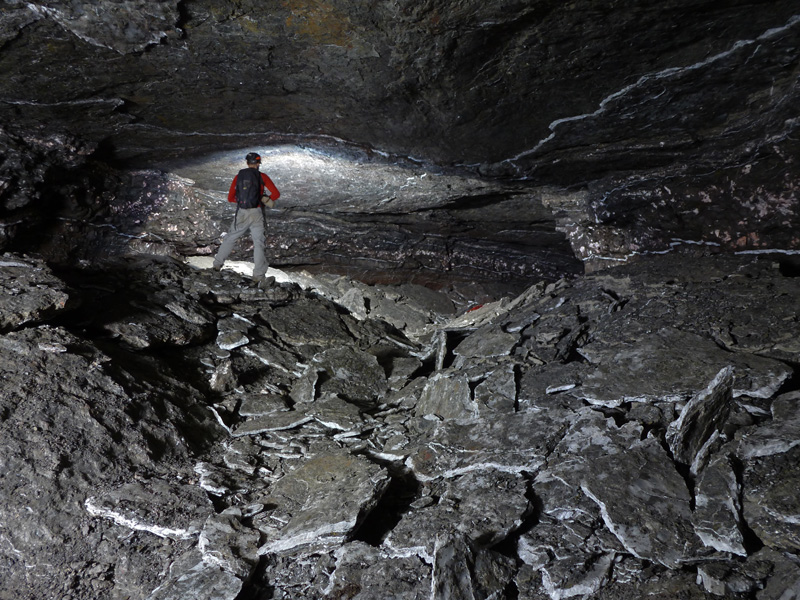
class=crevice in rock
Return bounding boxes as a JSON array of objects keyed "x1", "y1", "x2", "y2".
[
  {"x1": 409, "y1": 351, "x2": 438, "y2": 381},
  {"x1": 502, "y1": 580, "x2": 520, "y2": 600},
  {"x1": 490, "y1": 475, "x2": 542, "y2": 560},
  {"x1": 560, "y1": 323, "x2": 590, "y2": 363},
  {"x1": 373, "y1": 349, "x2": 401, "y2": 379},
  {"x1": 234, "y1": 556, "x2": 274, "y2": 600},
  {"x1": 349, "y1": 468, "x2": 421, "y2": 547},
  {"x1": 673, "y1": 460, "x2": 697, "y2": 511},
  {"x1": 729, "y1": 455, "x2": 765, "y2": 556},
  {"x1": 600, "y1": 288, "x2": 629, "y2": 312},
  {"x1": 776, "y1": 256, "x2": 800, "y2": 277},
  {"x1": 467, "y1": 375, "x2": 485, "y2": 404},
  {"x1": 313, "y1": 369, "x2": 329, "y2": 401},
  {"x1": 773, "y1": 363, "x2": 800, "y2": 396},
  {"x1": 640, "y1": 421, "x2": 664, "y2": 441},
  {"x1": 591, "y1": 405, "x2": 629, "y2": 428},
  {"x1": 436, "y1": 329, "x2": 468, "y2": 370},
  {"x1": 646, "y1": 421, "x2": 703, "y2": 513},
  {"x1": 174, "y1": 0, "x2": 191, "y2": 34},
  {"x1": 206, "y1": 491, "x2": 229, "y2": 515}
]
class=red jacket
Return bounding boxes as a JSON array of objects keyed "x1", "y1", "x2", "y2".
[{"x1": 227, "y1": 171, "x2": 281, "y2": 204}]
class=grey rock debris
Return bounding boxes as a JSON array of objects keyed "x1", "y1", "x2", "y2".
[
  {"x1": 0, "y1": 252, "x2": 799, "y2": 599},
  {"x1": 0, "y1": 253, "x2": 69, "y2": 332}
]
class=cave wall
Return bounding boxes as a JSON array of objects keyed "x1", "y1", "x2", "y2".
[{"x1": 0, "y1": 0, "x2": 798, "y2": 271}]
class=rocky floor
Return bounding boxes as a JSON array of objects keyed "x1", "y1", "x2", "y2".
[{"x1": 0, "y1": 251, "x2": 799, "y2": 599}]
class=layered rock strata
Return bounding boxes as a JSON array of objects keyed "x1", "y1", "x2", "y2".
[
  {"x1": 1, "y1": 2, "x2": 799, "y2": 265},
  {"x1": 1, "y1": 251, "x2": 798, "y2": 599},
  {"x1": 0, "y1": 138, "x2": 584, "y2": 295}
]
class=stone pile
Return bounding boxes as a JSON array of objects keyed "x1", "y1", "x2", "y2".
[{"x1": 0, "y1": 251, "x2": 798, "y2": 599}]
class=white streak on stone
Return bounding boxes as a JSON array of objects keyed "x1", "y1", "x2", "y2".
[
  {"x1": 546, "y1": 383, "x2": 576, "y2": 394},
  {"x1": 736, "y1": 248, "x2": 800, "y2": 255},
  {"x1": 507, "y1": 14, "x2": 800, "y2": 165},
  {"x1": 232, "y1": 313, "x2": 256, "y2": 326},
  {"x1": 540, "y1": 553, "x2": 615, "y2": 600},
  {"x1": 37, "y1": 342, "x2": 68, "y2": 353},
  {"x1": 367, "y1": 450, "x2": 408, "y2": 462},
  {"x1": 216, "y1": 331, "x2": 249, "y2": 351},
  {"x1": 258, "y1": 520, "x2": 354, "y2": 555},
  {"x1": 382, "y1": 541, "x2": 435, "y2": 566},
  {"x1": 0, "y1": 260, "x2": 32, "y2": 268},
  {"x1": 84, "y1": 497, "x2": 197, "y2": 540},
  {"x1": 408, "y1": 459, "x2": 533, "y2": 482},
  {"x1": 206, "y1": 406, "x2": 232, "y2": 435},
  {"x1": 241, "y1": 347, "x2": 301, "y2": 376},
  {"x1": 580, "y1": 484, "x2": 649, "y2": 562}
]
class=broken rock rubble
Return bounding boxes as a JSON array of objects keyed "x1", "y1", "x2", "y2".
[{"x1": 0, "y1": 253, "x2": 799, "y2": 599}]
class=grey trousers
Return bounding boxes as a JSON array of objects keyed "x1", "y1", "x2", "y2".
[{"x1": 213, "y1": 207, "x2": 268, "y2": 278}]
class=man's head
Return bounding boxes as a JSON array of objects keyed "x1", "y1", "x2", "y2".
[{"x1": 245, "y1": 152, "x2": 262, "y2": 167}]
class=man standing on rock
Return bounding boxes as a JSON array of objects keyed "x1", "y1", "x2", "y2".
[{"x1": 213, "y1": 152, "x2": 280, "y2": 283}]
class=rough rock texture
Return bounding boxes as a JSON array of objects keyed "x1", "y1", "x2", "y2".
[
  {"x1": 0, "y1": 130, "x2": 584, "y2": 293},
  {"x1": 1, "y1": 251, "x2": 798, "y2": 599},
  {"x1": 2, "y1": 3, "x2": 799, "y2": 598},
  {"x1": 0, "y1": 253, "x2": 68, "y2": 330},
  {"x1": 1, "y1": 1, "x2": 799, "y2": 273}
]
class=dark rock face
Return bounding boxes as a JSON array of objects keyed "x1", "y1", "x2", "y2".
[
  {"x1": 1, "y1": 251, "x2": 799, "y2": 599},
  {"x1": 2, "y1": 1, "x2": 796, "y2": 169},
  {"x1": 1, "y1": 1, "x2": 798, "y2": 267}
]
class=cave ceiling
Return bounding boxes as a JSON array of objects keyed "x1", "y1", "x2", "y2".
[{"x1": 0, "y1": 0, "x2": 799, "y2": 284}]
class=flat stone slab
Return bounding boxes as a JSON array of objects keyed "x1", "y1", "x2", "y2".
[
  {"x1": 407, "y1": 410, "x2": 567, "y2": 481},
  {"x1": 386, "y1": 470, "x2": 529, "y2": 560},
  {"x1": 580, "y1": 437, "x2": 702, "y2": 568},
  {"x1": 666, "y1": 366, "x2": 733, "y2": 469},
  {"x1": 577, "y1": 327, "x2": 791, "y2": 407},
  {"x1": 742, "y1": 444, "x2": 800, "y2": 553},
  {"x1": 415, "y1": 371, "x2": 478, "y2": 420},
  {"x1": 237, "y1": 393, "x2": 289, "y2": 417},
  {"x1": 264, "y1": 298, "x2": 355, "y2": 347},
  {"x1": 327, "y1": 542, "x2": 432, "y2": 599},
  {"x1": 199, "y1": 508, "x2": 260, "y2": 578},
  {"x1": 305, "y1": 394, "x2": 366, "y2": 433},
  {"x1": 430, "y1": 532, "x2": 516, "y2": 600},
  {"x1": 257, "y1": 453, "x2": 390, "y2": 556},
  {"x1": 312, "y1": 346, "x2": 387, "y2": 407},
  {"x1": 146, "y1": 549, "x2": 243, "y2": 600},
  {"x1": 216, "y1": 329, "x2": 249, "y2": 350},
  {"x1": 452, "y1": 325, "x2": 518, "y2": 361},
  {"x1": 692, "y1": 454, "x2": 747, "y2": 556},
  {"x1": 736, "y1": 391, "x2": 800, "y2": 459},
  {"x1": 231, "y1": 410, "x2": 314, "y2": 436},
  {"x1": 441, "y1": 470, "x2": 530, "y2": 546}
]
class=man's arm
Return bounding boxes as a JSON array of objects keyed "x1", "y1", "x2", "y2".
[
  {"x1": 227, "y1": 176, "x2": 238, "y2": 203},
  {"x1": 260, "y1": 173, "x2": 280, "y2": 201}
]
